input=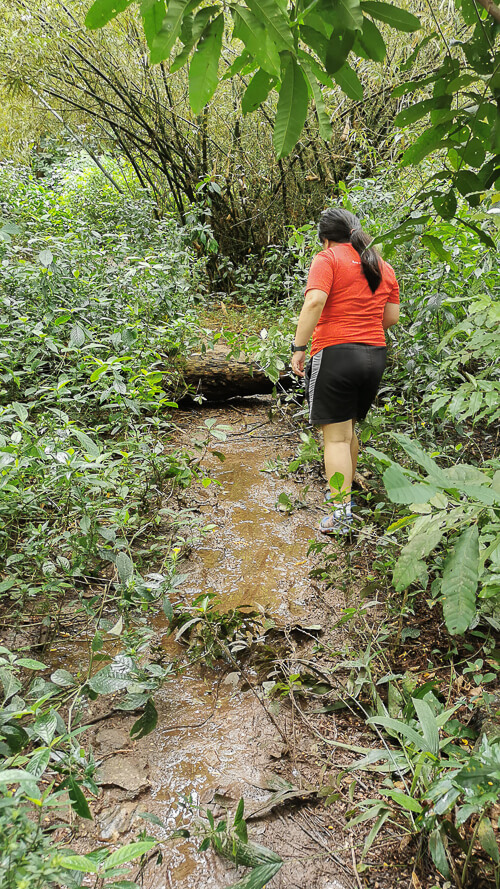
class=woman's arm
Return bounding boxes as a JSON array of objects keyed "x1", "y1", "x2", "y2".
[
  {"x1": 382, "y1": 302, "x2": 399, "y2": 329},
  {"x1": 291, "y1": 288, "x2": 328, "y2": 377}
]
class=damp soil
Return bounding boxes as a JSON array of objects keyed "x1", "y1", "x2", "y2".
[{"x1": 50, "y1": 398, "x2": 417, "y2": 889}]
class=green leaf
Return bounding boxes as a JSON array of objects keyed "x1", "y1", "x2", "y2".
[
  {"x1": 26, "y1": 748, "x2": 51, "y2": 779},
  {"x1": 421, "y1": 234, "x2": 452, "y2": 262},
  {"x1": 441, "y1": 525, "x2": 479, "y2": 635},
  {"x1": 162, "y1": 596, "x2": 174, "y2": 621},
  {"x1": 141, "y1": 0, "x2": 166, "y2": 47},
  {"x1": 245, "y1": 0, "x2": 293, "y2": 52},
  {"x1": 16, "y1": 657, "x2": 47, "y2": 670},
  {"x1": 130, "y1": 698, "x2": 158, "y2": 739},
  {"x1": 150, "y1": 0, "x2": 199, "y2": 64},
  {"x1": 361, "y1": 1, "x2": 420, "y2": 31},
  {"x1": 188, "y1": 14, "x2": 224, "y2": 114},
  {"x1": 85, "y1": 0, "x2": 134, "y2": 28},
  {"x1": 51, "y1": 669, "x2": 77, "y2": 687},
  {"x1": 69, "y1": 324, "x2": 85, "y2": 348},
  {"x1": 273, "y1": 55, "x2": 309, "y2": 158},
  {"x1": 333, "y1": 62, "x2": 363, "y2": 100},
  {"x1": 58, "y1": 854, "x2": 100, "y2": 874},
  {"x1": 356, "y1": 16, "x2": 386, "y2": 61},
  {"x1": 383, "y1": 464, "x2": 436, "y2": 505},
  {"x1": 87, "y1": 662, "x2": 132, "y2": 695},
  {"x1": 242, "y1": 69, "x2": 277, "y2": 114},
  {"x1": 103, "y1": 840, "x2": 156, "y2": 871},
  {"x1": 171, "y1": 6, "x2": 217, "y2": 72},
  {"x1": 116, "y1": 551, "x2": 134, "y2": 583},
  {"x1": 413, "y1": 697, "x2": 439, "y2": 756},
  {"x1": 367, "y1": 715, "x2": 430, "y2": 752},
  {"x1": 74, "y1": 429, "x2": 100, "y2": 458},
  {"x1": 384, "y1": 789, "x2": 423, "y2": 813},
  {"x1": 325, "y1": 29, "x2": 355, "y2": 74},
  {"x1": 300, "y1": 25, "x2": 328, "y2": 61},
  {"x1": 224, "y1": 861, "x2": 282, "y2": 889},
  {"x1": 34, "y1": 711, "x2": 58, "y2": 744},
  {"x1": 301, "y1": 61, "x2": 332, "y2": 140},
  {"x1": 0, "y1": 768, "x2": 34, "y2": 784},
  {"x1": 233, "y1": 6, "x2": 281, "y2": 76},
  {"x1": 395, "y1": 96, "x2": 450, "y2": 127},
  {"x1": 393, "y1": 553, "x2": 427, "y2": 592},
  {"x1": 401, "y1": 124, "x2": 449, "y2": 166},
  {"x1": 429, "y1": 827, "x2": 451, "y2": 878},
  {"x1": 433, "y1": 190, "x2": 457, "y2": 220},
  {"x1": 332, "y1": 0, "x2": 363, "y2": 31},
  {"x1": 0, "y1": 666, "x2": 22, "y2": 701},
  {"x1": 90, "y1": 364, "x2": 109, "y2": 382},
  {"x1": 477, "y1": 817, "x2": 500, "y2": 863},
  {"x1": 12, "y1": 402, "x2": 28, "y2": 422},
  {"x1": 67, "y1": 777, "x2": 93, "y2": 819}
]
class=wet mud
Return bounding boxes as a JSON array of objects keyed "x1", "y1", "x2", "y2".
[{"x1": 61, "y1": 398, "x2": 357, "y2": 889}]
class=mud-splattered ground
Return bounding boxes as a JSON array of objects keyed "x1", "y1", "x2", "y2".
[{"x1": 51, "y1": 398, "x2": 398, "y2": 889}]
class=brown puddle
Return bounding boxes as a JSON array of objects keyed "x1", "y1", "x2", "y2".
[{"x1": 55, "y1": 400, "x2": 343, "y2": 887}]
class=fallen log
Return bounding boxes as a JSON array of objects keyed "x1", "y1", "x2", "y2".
[{"x1": 178, "y1": 344, "x2": 294, "y2": 401}]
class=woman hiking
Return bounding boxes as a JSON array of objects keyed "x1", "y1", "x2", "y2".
[{"x1": 291, "y1": 208, "x2": 400, "y2": 535}]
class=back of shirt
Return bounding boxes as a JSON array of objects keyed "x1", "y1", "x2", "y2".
[{"x1": 305, "y1": 244, "x2": 399, "y2": 356}]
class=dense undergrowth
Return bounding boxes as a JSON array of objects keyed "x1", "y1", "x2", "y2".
[{"x1": 0, "y1": 152, "x2": 499, "y2": 888}]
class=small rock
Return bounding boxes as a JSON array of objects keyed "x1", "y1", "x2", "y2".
[
  {"x1": 222, "y1": 671, "x2": 240, "y2": 688},
  {"x1": 97, "y1": 755, "x2": 149, "y2": 796},
  {"x1": 95, "y1": 727, "x2": 130, "y2": 753}
]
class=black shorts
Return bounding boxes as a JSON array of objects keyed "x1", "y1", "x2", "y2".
[{"x1": 304, "y1": 343, "x2": 387, "y2": 426}]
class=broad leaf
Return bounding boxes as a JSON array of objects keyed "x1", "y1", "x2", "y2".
[
  {"x1": 433, "y1": 190, "x2": 457, "y2": 219},
  {"x1": 333, "y1": 63, "x2": 363, "y2": 100},
  {"x1": 67, "y1": 777, "x2": 93, "y2": 819},
  {"x1": 103, "y1": 840, "x2": 156, "y2": 870},
  {"x1": 85, "y1": 0, "x2": 134, "y2": 28},
  {"x1": 356, "y1": 16, "x2": 386, "y2": 61},
  {"x1": 245, "y1": 0, "x2": 293, "y2": 51},
  {"x1": 150, "y1": 0, "x2": 200, "y2": 64},
  {"x1": 302, "y1": 62, "x2": 332, "y2": 140},
  {"x1": 26, "y1": 748, "x2": 51, "y2": 779},
  {"x1": 130, "y1": 697, "x2": 158, "y2": 739},
  {"x1": 325, "y1": 29, "x2": 356, "y2": 74},
  {"x1": 189, "y1": 14, "x2": 224, "y2": 114},
  {"x1": 395, "y1": 96, "x2": 450, "y2": 127},
  {"x1": 233, "y1": 7, "x2": 281, "y2": 76},
  {"x1": 273, "y1": 55, "x2": 309, "y2": 158},
  {"x1": 116, "y1": 551, "x2": 134, "y2": 583},
  {"x1": 413, "y1": 697, "x2": 439, "y2": 756},
  {"x1": 242, "y1": 70, "x2": 277, "y2": 114},
  {"x1": 401, "y1": 124, "x2": 449, "y2": 166},
  {"x1": 361, "y1": 1, "x2": 420, "y2": 32},
  {"x1": 171, "y1": 6, "x2": 217, "y2": 71},
  {"x1": 74, "y1": 429, "x2": 100, "y2": 458},
  {"x1": 383, "y1": 463, "x2": 437, "y2": 504},
  {"x1": 224, "y1": 861, "x2": 283, "y2": 889},
  {"x1": 58, "y1": 854, "x2": 100, "y2": 874},
  {"x1": 429, "y1": 827, "x2": 451, "y2": 878},
  {"x1": 34, "y1": 711, "x2": 58, "y2": 744},
  {"x1": 141, "y1": 0, "x2": 166, "y2": 47},
  {"x1": 441, "y1": 525, "x2": 479, "y2": 635}
]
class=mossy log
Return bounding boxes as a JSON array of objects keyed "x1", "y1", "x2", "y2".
[{"x1": 179, "y1": 346, "x2": 294, "y2": 401}]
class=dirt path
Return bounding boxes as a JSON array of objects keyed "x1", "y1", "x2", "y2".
[{"x1": 59, "y1": 398, "x2": 361, "y2": 889}]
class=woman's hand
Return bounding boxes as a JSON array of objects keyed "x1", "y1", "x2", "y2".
[{"x1": 291, "y1": 350, "x2": 306, "y2": 377}]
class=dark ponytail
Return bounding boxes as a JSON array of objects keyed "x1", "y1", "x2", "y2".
[{"x1": 317, "y1": 208, "x2": 382, "y2": 293}]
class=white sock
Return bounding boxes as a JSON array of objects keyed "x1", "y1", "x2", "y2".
[{"x1": 334, "y1": 503, "x2": 352, "y2": 519}]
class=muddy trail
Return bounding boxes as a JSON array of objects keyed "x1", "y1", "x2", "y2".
[{"x1": 54, "y1": 398, "x2": 377, "y2": 889}]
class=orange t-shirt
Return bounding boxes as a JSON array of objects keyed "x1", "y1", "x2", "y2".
[{"x1": 305, "y1": 244, "x2": 399, "y2": 357}]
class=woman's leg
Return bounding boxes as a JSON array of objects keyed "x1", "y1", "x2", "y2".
[
  {"x1": 350, "y1": 420, "x2": 359, "y2": 483},
  {"x1": 322, "y1": 420, "x2": 355, "y2": 505}
]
